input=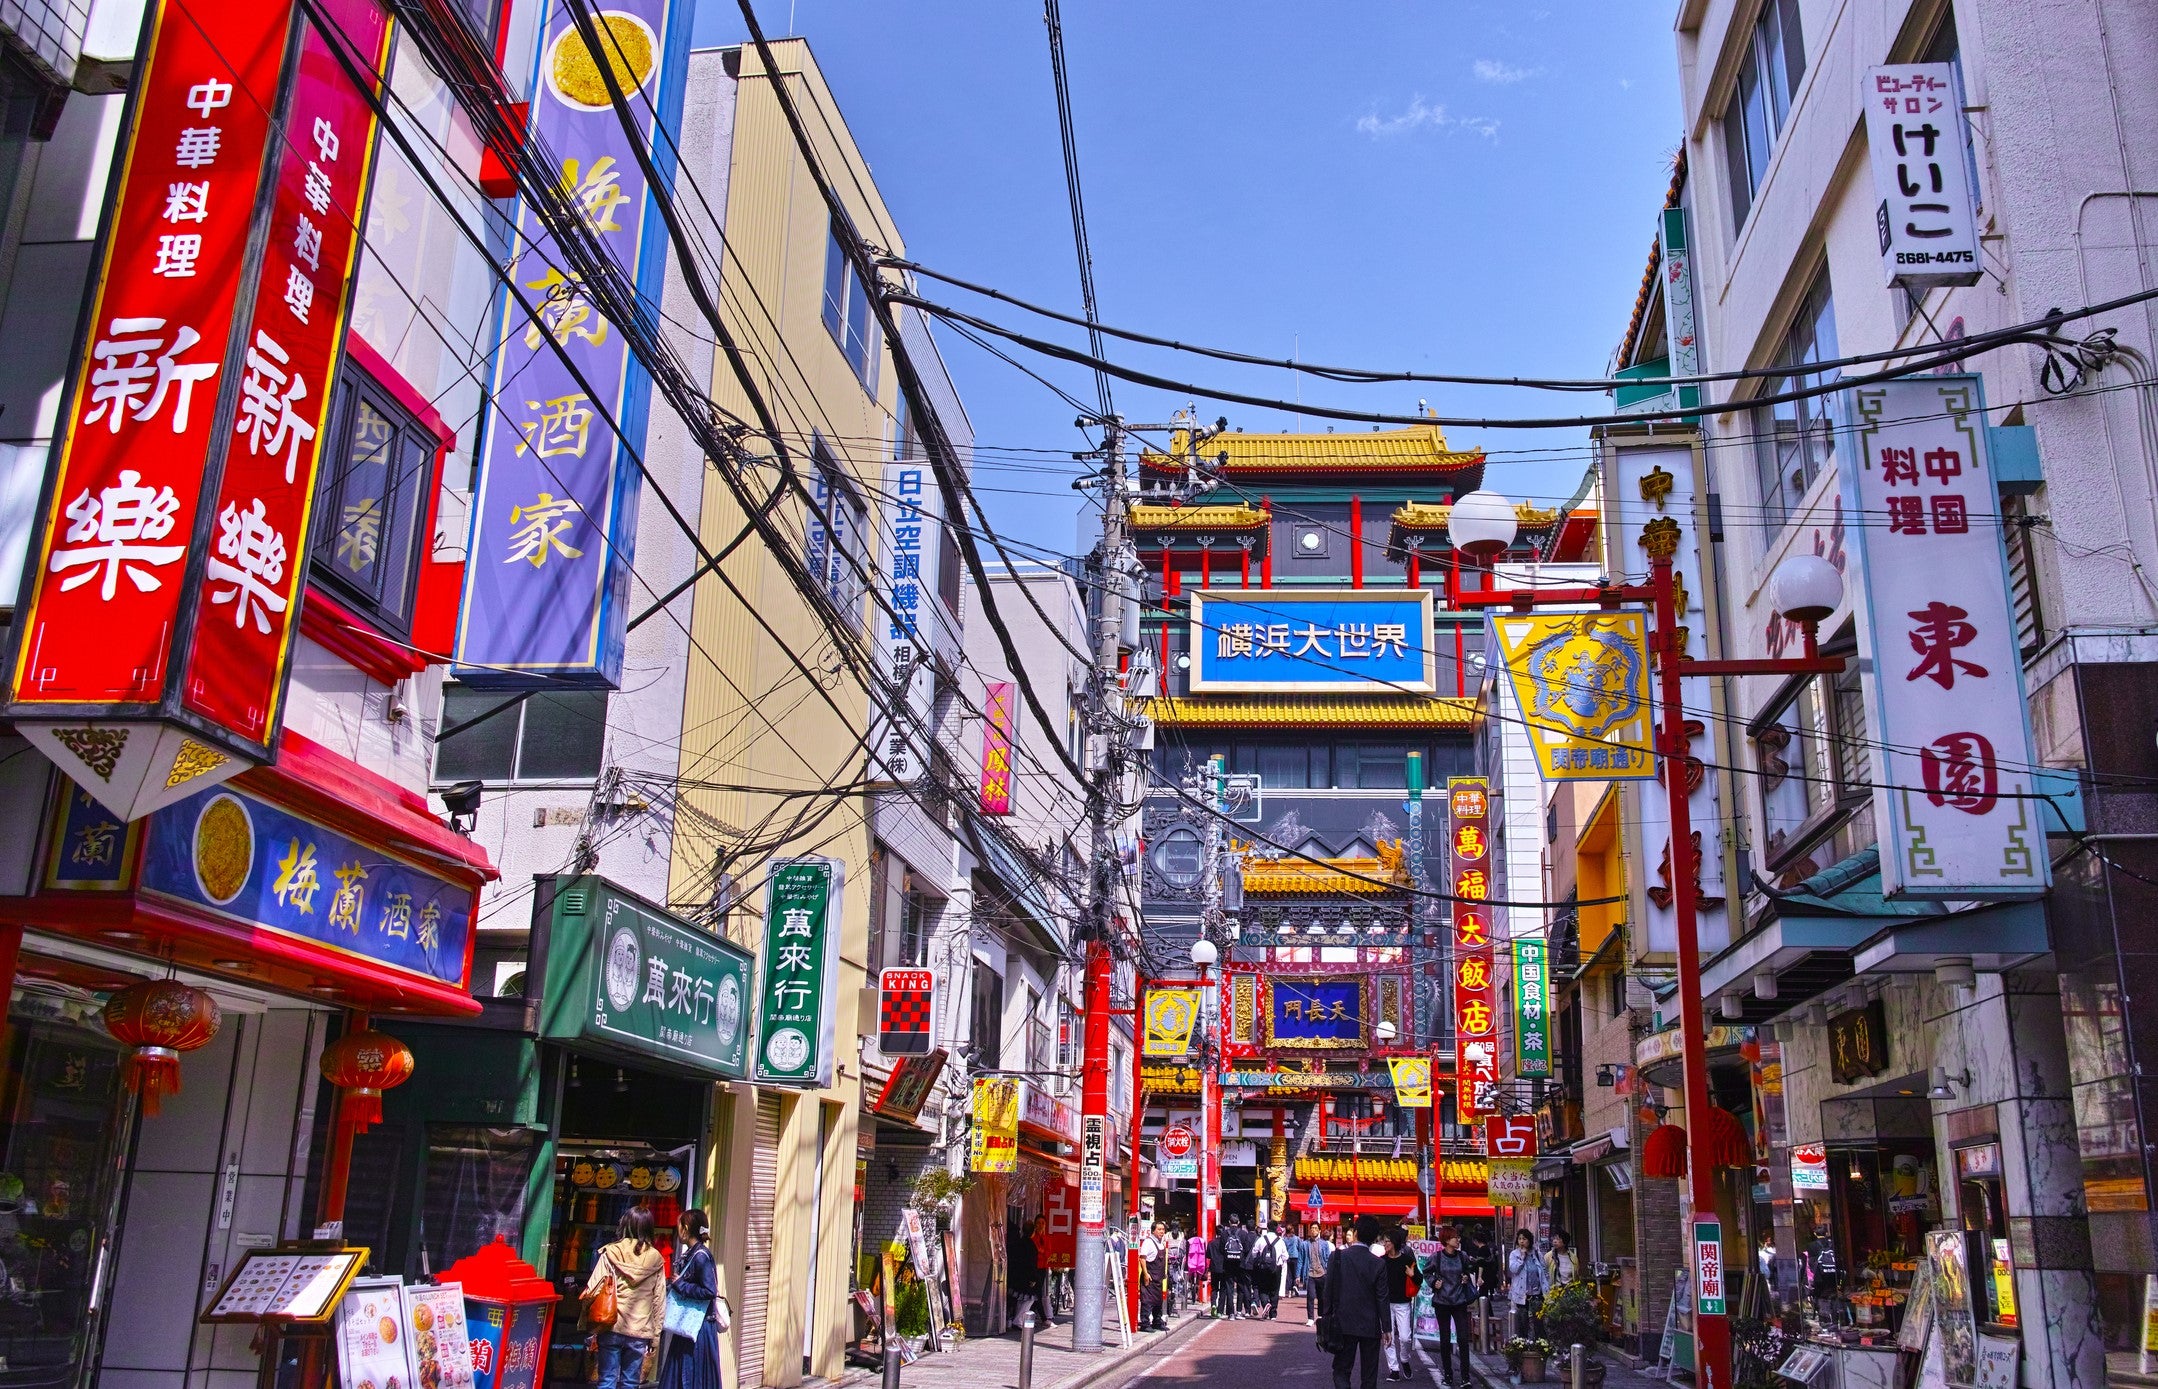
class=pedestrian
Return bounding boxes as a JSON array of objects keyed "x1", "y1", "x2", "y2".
[
  {"x1": 1246, "y1": 1220, "x2": 1283, "y2": 1318},
  {"x1": 1139, "y1": 1222, "x2": 1169, "y2": 1330},
  {"x1": 1221, "y1": 1215, "x2": 1253, "y2": 1317},
  {"x1": 1426, "y1": 1226, "x2": 1480, "y2": 1389},
  {"x1": 1165, "y1": 1225, "x2": 1187, "y2": 1313},
  {"x1": 585, "y1": 1207, "x2": 666, "y2": 1389},
  {"x1": 1380, "y1": 1227, "x2": 1419, "y2": 1381},
  {"x1": 1320, "y1": 1214, "x2": 1391, "y2": 1389},
  {"x1": 1304, "y1": 1223, "x2": 1334, "y2": 1326},
  {"x1": 659, "y1": 1209, "x2": 726, "y2": 1389},
  {"x1": 1188, "y1": 1224, "x2": 1214, "y2": 1314},
  {"x1": 1008, "y1": 1214, "x2": 1043, "y2": 1327},
  {"x1": 1505, "y1": 1229, "x2": 1548, "y2": 1340},
  {"x1": 1463, "y1": 1226, "x2": 1497, "y2": 1302},
  {"x1": 1545, "y1": 1230, "x2": 1580, "y2": 1288},
  {"x1": 1283, "y1": 1223, "x2": 1306, "y2": 1296},
  {"x1": 1207, "y1": 1220, "x2": 1232, "y2": 1317}
]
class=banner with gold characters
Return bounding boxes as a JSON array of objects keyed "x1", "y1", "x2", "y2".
[
  {"x1": 1143, "y1": 987, "x2": 1201, "y2": 1057},
  {"x1": 1493, "y1": 612, "x2": 1656, "y2": 782},
  {"x1": 1388, "y1": 1056, "x2": 1433, "y2": 1108},
  {"x1": 1487, "y1": 1158, "x2": 1540, "y2": 1208},
  {"x1": 969, "y1": 1076, "x2": 1019, "y2": 1172}
]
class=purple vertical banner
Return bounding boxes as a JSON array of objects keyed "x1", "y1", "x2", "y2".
[{"x1": 453, "y1": 0, "x2": 692, "y2": 688}]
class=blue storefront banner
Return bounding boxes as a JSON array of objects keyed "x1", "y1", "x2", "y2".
[
  {"x1": 453, "y1": 0, "x2": 694, "y2": 688},
  {"x1": 139, "y1": 785, "x2": 474, "y2": 988},
  {"x1": 1189, "y1": 590, "x2": 1436, "y2": 692},
  {"x1": 1267, "y1": 977, "x2": 1365, "y2": 1045}
]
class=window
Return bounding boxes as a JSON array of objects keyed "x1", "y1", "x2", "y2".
[
  {"x1": 821, "y1": 225, "x2": 880, "y2": 392},
  {"x1": 898, "y1": 890, "x2": 931, "y2": 967},
  {"x1": 312, "y1": 362, "x2": 438, "y2": 636},
  {"x1": 970, "y1": 966, "x2": 1003, "y2": 1069},
  {"x1": 1750, "y1": 656, "x2": 1874, "y2": 882},
  {"x1": 1750, "y1": 272, "x2": 1841, "y2": 530},
  {"x1": 1721, "y1": 0, "x2": 1806, "y2": 232},
  {"x1": 434, "y1": 683, "x2": 609, "y2": 784},
  {"x1": 1339, "y1": 743, "x2": 1408, "y2": 790}
]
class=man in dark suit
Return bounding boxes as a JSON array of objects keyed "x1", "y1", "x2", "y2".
[{"x1": 1322, "y1": 1215, "x2": 1392, "y2": 1389}]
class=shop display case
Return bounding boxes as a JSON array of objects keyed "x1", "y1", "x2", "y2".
[{"x1": 543, "y1": 1140, "x2": 695, "y2": 1386}]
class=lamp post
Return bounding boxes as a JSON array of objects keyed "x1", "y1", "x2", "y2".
[
  {"x1": 1192, "y1": 935, "x2": 1220, "y2": 1310},
  {"x1": 1445, "y1": 490, "x2": 1844, "y2": 1389}
]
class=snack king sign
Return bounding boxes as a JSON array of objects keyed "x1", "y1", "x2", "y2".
[{"x1": 2, "y1": 0, "x2": 392, "y2": 820}]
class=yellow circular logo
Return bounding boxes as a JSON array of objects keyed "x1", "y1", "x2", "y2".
[
  {"x1": 547, "y1": 12, "x2": 657, "y2": 111},
  {"x1": 193, "y1": 794, "x2": 253, "y2": 905},
  {"x1": 1144, "y1": 990, "x2": 1196, "y2": 1053}
]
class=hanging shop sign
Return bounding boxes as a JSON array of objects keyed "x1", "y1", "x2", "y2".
[
  {"x1": 1839, "y1": 377, "x2": 2048, "y2": 899},
  {"x1": 1042, "y1": 1183, "x2": 1077, "y2": 1268},
  {"x1": 3, "y1": 0, "x2": 393, "y2": 815},
  {"x1": 1827, "y1": 999, "x2": 1891, "y2": 1084},
  {"x1": 752, "y1": 857, "x2": 844, "y2": 1085},
  {"x1": 1487, "y1": 1159, "x2": 1538, "y2": 1208},
  {"x1": 1493, "y1": 613, "x2": 1655, "y2": 782},
  {"x1": 1450, "y1": 777, "x2": 1498, "y2": 1116},
  {"x1": 538, "y1": 875, "x2": 752, "y2": 1078},
  {"x1": 1694, "y1": 1219, "x2": 1727, "y2": 1316},
  {"x1": 1514, "y1": 937, "x2": 1552, "y2": 1078},
  {"x1": 866, "y1": 459, "x2": 949, "y2": 788},
  {"x1": 455, "y1": 0, "x2": 695, "y2": 688},
  {"x1": 140, "y1": 784, "x2": 474, "y2": 990},
  {"x1": 978, "y1": 680, "x2": 1015, "y2": 813},
  {"x1": 1387, "y1": 1057, "x2": 1432, "y2": 1108},
  {"x1": 1485, "y1": 1115, "x2": 1538, "y2": 1159},
  {"x1": 1142, "y1": 986, "x2": 1200, "y2": 1057},
  {"x1": 969, "y1": 1076, "x2": 1019, "y2": 1173},
  {"x1": 873, "y1": 1049, "x2": 946, "y2": 1124},
  {"x1": 1157, "y1": 1123, "x2": 1198, "y2": 1179},
  {"x1": 1022, "y1": 1080, "x2": 1079, "y2": 1143},
  {"x1": 877, "y1": 967, "x2": 935, "y2": 1056},
  {"x1": 1863, "y1": 64, "x2": 1983, "y2": 291},
  {"x1": 1078, "y1": 1114, "x2": 1108, "y2": 1229},
  {"x1": 1792, "y1": 1144, "x2": 1830, "y2": 1192},
  {"x1": 1603, "y1": 441, "x2": 1731, "y2": 956},
  {"x1": 1188, "y1": 589, "x2": 1436, "y2": 693}
]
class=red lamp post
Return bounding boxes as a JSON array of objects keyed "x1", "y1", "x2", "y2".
[{"x1": 1446, "y1": 490, "x2": 1844, "y2": 1389}]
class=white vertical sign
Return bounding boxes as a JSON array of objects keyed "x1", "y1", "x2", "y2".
[
  {"x1": 1864, "y1": 64, "x2": 1982, "y2": 290},
  {"x1": 1840, "y1": 377, "x2": 2047, "y2": 898},
  {"x1": 869, "y1": 460, "x2": 945, "y2": 787},
  {"x1": 1604, "y1": 442, "x2": 1730, "y2": 955}
]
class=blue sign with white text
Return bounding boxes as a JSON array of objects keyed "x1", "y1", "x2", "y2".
[
  {"x1": 140, "y1": 785, "x2": 474, "y2": 988},
  {"x1": 1189, "y1": 590, "x2": 1436, "y2": 692},
  {"x1": 1269, "y1": 979, "x2": 1363, "y2": 1042}
]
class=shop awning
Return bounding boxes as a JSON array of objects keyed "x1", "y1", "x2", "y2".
[{"x1": 1567, "y1": 1135, "x2": 1616, "y2": 1166}]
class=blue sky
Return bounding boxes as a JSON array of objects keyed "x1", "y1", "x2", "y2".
[{"x1": 693, "y1": 1, "x2": 1686, "y2": 556}]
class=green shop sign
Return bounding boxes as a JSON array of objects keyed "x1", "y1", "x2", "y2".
[
  {"x1": 1513, "y1": 938, "x2": 1551, "y2": 1078},
  {"x1": 539, "y1": 875, "x2": 753, "y2": 1079},
  {"x1": 753, "y1": 857, "x2": 844, "y2": 1087}
]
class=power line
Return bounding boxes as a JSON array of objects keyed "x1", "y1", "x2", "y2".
[{"x1": 1040, "y1": 0, "x2": 1113, "y2": 419}]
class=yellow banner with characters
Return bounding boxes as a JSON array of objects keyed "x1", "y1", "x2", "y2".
[
  {"x1": 1493, "y1": 612, "x2": 1657, "y2": 782},
  {"x1": 1388, "y1": 1056, "x2": 1433, "y2": 1108},
  {"x1": 1143, "y1": 988, "x2": 1201, "y2": 1057},
  {"x1": 970, "y1": 1077, "x2": 1019, "y2": 1173}
]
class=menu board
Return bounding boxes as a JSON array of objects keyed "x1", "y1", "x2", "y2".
[
  {"x1": 336, "y1": 1279, "x2": 413, "y2": 1389},
  {"x1": 405, "y1": 1282, "x2": 477, "y2": 1389},
  {"x1": 204, "y1": 1247, "x2": 369, "y2": 1324}
]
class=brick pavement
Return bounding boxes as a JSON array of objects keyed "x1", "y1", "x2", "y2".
[{"x1": 833, "y1": 1305, "x2": 1222, "y2": 1389}]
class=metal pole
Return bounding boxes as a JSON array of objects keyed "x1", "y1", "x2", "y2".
[
  {"x1": 1649, "y1": 547, "x2": 1729, "y2": 1389},
  {"x1": 883, "y1": 1339, "x2": 902, "y2": 1389},
  {"x1": 1018, "y1": 1313, "x2": 1037, "y2": 1389},
  {"x1": 1572, "y1": 1343, "x2": 1586, "y2": 1389}
]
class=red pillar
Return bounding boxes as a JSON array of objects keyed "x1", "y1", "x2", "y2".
[
  {"x1": 317, "y1": 1010, "x2": 368, "y2": 1224},
  {"x1": 1350, "y1": 496, "x2": 1364, "y2": 588},
  {"x1": 1407, "y1": 553, "x2": 1419, "y2": 589},
  {"x1": 1261, "y1": 497, "x2": 1273, "y2": 587},
  {"x1": 1200, "y1": 546, "x2": 1210, "y2": 589},
  {"x1": 1241, "y1": 549, "x2": 1251, "y2": 588}
]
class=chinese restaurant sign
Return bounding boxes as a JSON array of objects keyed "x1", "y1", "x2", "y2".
[
  {"x1": 867, "y1": 460, "x2": 947, "y2": 787},
  {"x1": 1513, "y1": 937, "x2": 1551, "y2": 1078},
  {"x1": 1449, "y1": 777, "x2": 1497, "y2": 1118},
  {"x1": 969, "y1": 1076, "x2": 1018, "y2": 1173},
  {"x1": 3, "y1": 0, "x2": 391, "y2": 814},
  {"x1": 539, "y1": 875, "x2": 752, "y2": 1078},
  {"x1": 1840, "y1": 377, "x2": 2047, "y2": 898},
  {"x1": 1827, "y1": 999, "x2": 1890, "y2": 1085},
  {"x1": 455, "y1": 0, "x2": 694, "y2": 688},
  {"x1": 1188, "y1": 590, "x2": 1435, "y2": 693},
  {"x1": 1266, "y1": 977, "x2": 1365, "y2": 1048},
  {"x1": 873, "y1": 1048, "x2": 945, "y2": 1123},
  {"x1": 1493, "y1": 613, "x2": 1655, "y2": 782},
  {"x1": 753, "y1": 857, "x2": 844, "y2": 1086},
  {"x1": 978, "y1": 680, "x2": 1014, "y2": 814},
  {"x1": 1863, "y1": 64, "x2": 1982, "y2": 291},
  {"x1": 139, "y1": 784, "x2": 473, "y2": 988}
]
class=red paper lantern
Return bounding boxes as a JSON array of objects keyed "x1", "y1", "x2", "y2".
[
  {"x1": 319, "y1": 1029, "x2": 415, "y2": 1132},
  {"x1": 1640, "y1": 1107, "x2": 1752, "y2": 1179},
  {"x1": 1642, "y1": 1122, "x2": 1687, "y2": 1179},
  {"x1": 102, "y1": 980, "x2": 222, "y2": 1116}
]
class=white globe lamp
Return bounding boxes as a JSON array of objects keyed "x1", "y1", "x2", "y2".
[
  {"x1": 1769, "y1": 553, "x2": 1843, "y2": 625},
  {"x1": 1190, "y1": 937, "x2": 1219, "y2": 970},
  {"x1": 1445, "y1": 490, "x2": 1518, "y2": 558}
]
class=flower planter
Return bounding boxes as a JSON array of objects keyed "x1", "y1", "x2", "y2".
[{"x1": 1518, "y1": 1353, "x2": 1546, "y2": 1383}]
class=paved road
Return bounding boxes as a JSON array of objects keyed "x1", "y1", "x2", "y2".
[{"x1": 1099, "y1": 1314, "x2": 1408, "y2": 1389}]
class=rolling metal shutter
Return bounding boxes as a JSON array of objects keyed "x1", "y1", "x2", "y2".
[{"x1": 739, "y1": 1093, "x2": 783, "y2": 1389}]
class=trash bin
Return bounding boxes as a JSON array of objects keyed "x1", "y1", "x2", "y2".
[{"x1": 441, "y1": 1237, "x2": 561, "y2": 1389}]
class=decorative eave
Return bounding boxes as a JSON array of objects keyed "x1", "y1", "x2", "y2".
[
  {"x1": 1139, "y1": 424, "x2": 1486, "y2": 485},
  {"x1": 1240, "y1": 853, "x2": 1406, "y2": 897},
  {"x1": 1142, "y1": 695, "x2": 1479, "y2": 730},
  {"x1": 1383, "y1": 499, "x2": 1562, "y2": 562},
  {"x1": 1130, "y1": 502, "x2": 1271, "y2": 557},
  {"x1": 1616, "y1": 146, "x2": 1690, "y2": 370}
]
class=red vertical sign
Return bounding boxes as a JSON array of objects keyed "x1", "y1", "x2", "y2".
[
  {"x1": 1449, "y1": 777, "x2": 1497, "y2": 1121},
  {"x1": 181, "y1": 0, "x2": 391, "y2": 743},
  {"x1": 978, "y1": 680, "x2": 1014, "y2": 815}
]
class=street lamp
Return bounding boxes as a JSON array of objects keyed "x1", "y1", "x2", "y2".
[
  {"x1": 1445, "y1": 486, "x2": 1845, "y2": 1389},
  {"x1": 1374, "y1": 1019, "x2": 1398, "y2": 1042},
  {"x1": 1190, "y1": 938, "x2": 1219, "y2": 971}
]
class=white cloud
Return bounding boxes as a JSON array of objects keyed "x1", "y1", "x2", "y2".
[
  {"x1": 1355, "y1": 95, "x2": 1500, "y2": 140},
  {"x1": 1473, "y1": 58, "x2": 1540, "y2": 84}
]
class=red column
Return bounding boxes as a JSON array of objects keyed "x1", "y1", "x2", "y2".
[
  {"x1": 1407, "y1": 552, "x2": 1419, "y2": 589},
  {"x1": 1200, "y1": 547, "x2": 1210, "y2": 589},
  {"x1": 1261, "y1": 497, "x2": 1273, "y2": 587},
  {"x1": 317, "y1": 1010, "x2": 368, "y2": 1224},
  {"x1": 1241, "y1": 549, "x2": 1251, "y2": 588},
  {"x1": 1350, "y1": 496, "x2": 1364, "y2": 588}
]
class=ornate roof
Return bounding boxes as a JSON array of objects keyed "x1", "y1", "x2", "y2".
[
  {"x1": 1240, "y1": 852, "x2": 1407, "y2": 897},
  {"x1": 1143, "y1": 695, "x2": 1478, "y2": 729},
  {"x1": 1129, "y1": 502, "x2": 1271, "y2": 541},
  {"x1": 1140, "y1": 424, "x2": 1485, "y2": 481},
  {"x1": 1384, "y1": 499, "x2": 1561, "y2": 561}
]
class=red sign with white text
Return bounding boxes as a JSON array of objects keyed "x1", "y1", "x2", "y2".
[
  {"x1": 181, "y1": 0, "x2": 392, "y2": 744},
  {"x1": 7, "y1": 0, "x2": 288, "y2": 710},
  {"x1": 1449, "y1": 776, "x2": 1496, "y2": 1119},
  {"x1": 1484, "y1": 1116, "x2": 1537, "y2": 1159}
]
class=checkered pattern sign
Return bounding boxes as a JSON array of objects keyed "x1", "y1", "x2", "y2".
[{"x1": 878, "y1": 968, "x2": 936, "y2": 1055}]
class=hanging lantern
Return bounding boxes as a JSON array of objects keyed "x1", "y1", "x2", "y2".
[
  {"x1": 1642, "y1": 1122, "x2": 1687, "y2": 1179},
  {"x1": 319, "y1": 1029, "x2": 416, "y2": 1132},
  {"x1": 1705, "y1": 1105, "x2": 1752, "y2": 1168},
  {"x1": 1640, "y1": 1107, "x2": 1752, "y2": 1179},
  {"x1": 102, "y1": 980, "x2": 222, "y2": 1116}
]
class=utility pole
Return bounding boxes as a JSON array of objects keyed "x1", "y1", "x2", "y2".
[{"x1": 1072, "y1": 418, "x2": 1129, "y2": 1354}]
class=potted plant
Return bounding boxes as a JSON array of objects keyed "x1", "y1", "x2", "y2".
[
  {"x1": 1505, "y1": 1337, "x2": 1554, "y2": 1383},
  {"x1": 1540, "y1": 1283, "x2": 1605, "y2": 1385}
]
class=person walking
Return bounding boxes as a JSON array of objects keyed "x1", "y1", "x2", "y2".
[
  {"x1": 1380, "y1": 1227, "x2": 1420, "y2": 1381},
  {"x1": 1321, "y1": 1215, "x2": 1392, "y2": 1389},
  {"x1": 1188, "y1": 1226, "x2": 1214, "y2": 1315},
  {"x1": 1463, "y1": 1226, "x2": 1498, "y2": 1304},
  {"x1": 1246, "y1": 1221, "x2": 1284, "y2": 1319},
  {"x1": 1139, "y1": 1222, "x2": 1169, "y2": 1330},
  {"x1": 1545, "y1": 1230, "x2": 1580, "y2": 1288},
  {"x1": 1007, "y1": 1214, "x2": 1044, "y2": 1327},
  {"x1": 1207, "y1": 1220, "x2": 1232, "y2": 1317},
  {"x1": 585, "y1": 1207, "x2": 666, "y2": 1389},
  {"x1": 1304, "y1": 1223, "x2": 1334, "y2": 1326},
  {"x1": 1426, "y1": 1227, "x2": 1480, "y2": 1389},
  {"x1": 1165, "y1": 1225, "x2": 1187, "y2": 1314},
  {"x1": 1283, "y1": 1224, "x2": 1306, "y2": 1297},
  {"x1": 659, "y1": 1209, "x2": 725, "y2": 1389},
  {"x1": 1220, "y1": 1216, "x2": 1252, "y2": 1317},
  {"x1": 1505, "y1": 1229, "x2": 1549, "y2": 1339}
]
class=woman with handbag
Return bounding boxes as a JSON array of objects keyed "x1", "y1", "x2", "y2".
[
  {"x1": 661, "y1": 1209, "x2": 730, "y2": 1389},
  {"x1": 584, "y1": 1208, "x2": 667, "y2": 1389},
  {"x1": 1505, "y1": 1229, "x2": 1548, "y2": 1340}
]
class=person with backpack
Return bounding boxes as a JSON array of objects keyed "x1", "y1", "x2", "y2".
[
  {"x1": 1380, "y1": 1228, "x2": 1420, "y2": 1380},
  {"x1": 1425, "y1": 1227, "x2": 1480, "y2": 1389},
  {"x1": 1246, "y1": 1221, "x2": 1284, "y2": 1319},
  {"x1": 1220, "y1": 1216, "x2": 1253, "y2": 1317}
]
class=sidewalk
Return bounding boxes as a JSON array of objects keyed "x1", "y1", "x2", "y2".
[
  {"x1": 1412, "y1": 1336, "x2": 1675, "y2": 1389},
  {"x1": 832, "y1": 1307, "x2": 1218, "y2": 1389}
]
